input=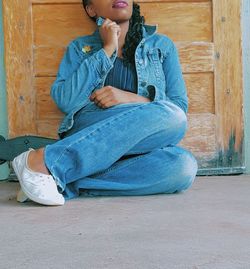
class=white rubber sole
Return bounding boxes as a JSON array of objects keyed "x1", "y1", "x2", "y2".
[
  {"x1": 17, "y1": 189, "x2": 30, "y2": 203},
  {"x1": 12, "y1": 157, "x2": 65, "y2": 206}
]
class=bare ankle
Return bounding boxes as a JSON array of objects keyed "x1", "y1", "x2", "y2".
[{"x1": 28, "y1": 148, "x2": 50, "y2": 175}]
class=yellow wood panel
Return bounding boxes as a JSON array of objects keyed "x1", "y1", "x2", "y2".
[
  {"x1": 184, "y1": 73, "x2": 214, "y2": 114},
  {"x1": 32, "y1": 2, "x2": 212, "y2": 47},
  {"x1": 35, "y1": 77, "x2": 64, "y2": 120},
  {"x1": 178, "y1": 42, "x2": 214, "y2": 73},
  {"x1": 180, "y1": 113, "x2": 216, "y2": 163},
  {"x1": 37, "y1": 119, "x2": 61, "y2": 138},
  {"x1": 3, "y1": 0, "x2": 37, "y2": 137},
  {"x1": 35, "y1": 73, "x2": 214, "y2": 121},
  {"x1": 32, "y1": 3, "x2": 95, "y2": 47},
  {"x1": 213, "y1": 0, "x2": 243, "y2": 151},
  {"x1": 34, "y1": 47, "x2": 65, "y2": 77},
  {"x1": 34, "y1": 42, "x2": 214, "y2": 77},
  {"x1": 140, "y1": 1, "x2": 212, "y2": 42}
]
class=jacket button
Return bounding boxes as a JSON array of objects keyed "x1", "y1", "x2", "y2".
[
  {"x1": 141, "y1": 81, "x2": 147, "y2": 87},
  {"x1": 139, "y1": 59, "x2": 144, "y2": 65}
]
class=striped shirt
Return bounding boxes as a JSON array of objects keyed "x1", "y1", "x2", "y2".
[{"x1": 104, "y1": 57, "x2": 137, "y2": 93}]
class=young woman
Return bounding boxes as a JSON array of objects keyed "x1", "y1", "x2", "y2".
[{"x1": 12, "y1": 0, "x2": 198, "y2": 206}]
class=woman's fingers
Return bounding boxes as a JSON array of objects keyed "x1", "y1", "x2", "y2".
[
  {"x1": 99, "y1": 18, "x2": 121, "y2": 56},
  {"x1": 102, "y1": 19, "x2": 120, "y2": 31}
]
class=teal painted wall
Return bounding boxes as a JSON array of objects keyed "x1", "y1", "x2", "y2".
[
  {"x1": 0, "y1": 0, "x2": 10, "y2": 180},
  {"x1": 242, "y1": 0, "x2": 250, "y2": 174}
]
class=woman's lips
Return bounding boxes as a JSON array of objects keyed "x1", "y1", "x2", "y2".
[{"x1": 112, "y1": 1, "x2": 128, "y2": 8}]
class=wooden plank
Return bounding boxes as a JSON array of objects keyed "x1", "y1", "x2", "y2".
[
  {"x1": 34, "y1": 72, "x2": 214, "y2": 121},
  {"x1": 3, "y1": 0, "x2": 37, "y2": 137},
  {"x1": 32, "y1": 2, "x2": 212, "y2": 47},
  {"x1": 213, "y1": 0, "x2": 244, "y2": 152},
  {"x1": 34, "y1": 42, "x2": 214, "y2": 77},
  {"x1": 37, "y1": 119, "x2": 62, "y2": 138},
  {"x1": 177, "y1": 42, "x2": 214, "y2": 73},
  {"x1": 32, "y1": 4, "x2": 95, "y2": 47},
  {"x1": 35, "y1": 77, "x2": 64, "y2": 120},
  {"x1": 34, "y1": 47, "x2": 65, "y2": 77},
  {"x1": 140, "y1": 1, "x2": 212, "y2": 41},
  {"x1": 184, "y1": 72, "x2": 214, "y2": 114},
  {"x1": 180, "y1": 113, "x2": 216, "y2": 165}
]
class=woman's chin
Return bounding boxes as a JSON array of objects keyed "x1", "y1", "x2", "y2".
[
  {"x1": 111, "y1": 15, "x2": 132, "y2": 23},
  {"x1": 115, "y1": 18, "x2": 130, "y2": 24},
  {"x1": 109, "y1": 9, "x2": 132, "y2": 22}
]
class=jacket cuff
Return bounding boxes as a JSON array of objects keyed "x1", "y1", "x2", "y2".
[{"x1": 93, "y1": 48, "x2": 117, "y2": 78}]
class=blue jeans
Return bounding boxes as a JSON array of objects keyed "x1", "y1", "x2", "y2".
[{"x1": 44, "y1": 100, "x2": 198, "y2": 200}]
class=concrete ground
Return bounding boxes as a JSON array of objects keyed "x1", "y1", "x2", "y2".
[{"x1": 0, "y1": 175, "x2": 250, "y2": 269}]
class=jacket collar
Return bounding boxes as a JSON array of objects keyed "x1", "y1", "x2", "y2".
[{"x1": 142, "y1": 23, "x2": 158, "y2": 37}]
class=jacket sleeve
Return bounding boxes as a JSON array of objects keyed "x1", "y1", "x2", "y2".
[
  {"x1": 50, "y1": 41, "x2": 116, "y2": 114},
  {"x1": 162, "y1": 42, "x2": 189, "y2": 114}
]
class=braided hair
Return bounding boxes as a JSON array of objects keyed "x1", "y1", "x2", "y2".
[{"x1": 82, "y1": 1, "x2": 145, "y2": 66}]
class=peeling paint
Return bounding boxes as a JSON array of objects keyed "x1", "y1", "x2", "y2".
[{"x1": 197, "y1": 130, "x2": 244, "y2": 175}]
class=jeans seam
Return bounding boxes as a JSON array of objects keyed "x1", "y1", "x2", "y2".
[{"x1": 124, "y1": 150, "x2": 150, "y2": 155}]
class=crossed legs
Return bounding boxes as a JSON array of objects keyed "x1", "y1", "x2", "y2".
[{"x1": 26, "y1": 100, "x2": 198, "y2": 200}]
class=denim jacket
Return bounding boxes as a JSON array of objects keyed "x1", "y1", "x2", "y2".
[{"x1": 51, "y1": 24, "x2": 188, "y2": 136}]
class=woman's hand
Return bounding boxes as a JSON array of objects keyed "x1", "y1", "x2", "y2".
[
  {"x1": 99, "y1": 18, "x2": 121, "y2": 57},
  {"x1": 89, "y1": 86, "x2": 150, "y2": 109}
]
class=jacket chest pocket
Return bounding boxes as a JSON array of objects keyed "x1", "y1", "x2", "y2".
[{"x1": 146, "y1": 48, "x2": 165, "y2": 83}]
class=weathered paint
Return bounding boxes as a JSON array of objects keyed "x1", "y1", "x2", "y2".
[
  {"x1": 197, "y1": 131, "x2": 244, "y2": 176},
  {"x1": 0, "y1": 1, "x2": 9, "y2": 180},
  {"x1": 242, "y1": 0, "x2": 250, "y2": 174}
]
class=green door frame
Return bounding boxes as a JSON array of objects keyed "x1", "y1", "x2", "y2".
[
  {"x1": 0, "y1": 0, "x2": 9, "y2": 180},
  {"x1": 242, "y1": 0, "x2": 250, "y2": 174}
]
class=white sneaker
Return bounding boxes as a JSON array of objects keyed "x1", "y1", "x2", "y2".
[{"x1": 12, "y1": 148, "x2": 65, "y2": 206}]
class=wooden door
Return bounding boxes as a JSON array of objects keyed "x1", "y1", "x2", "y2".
[{"x1": 3, "y1": 0, "x2": 244, "y2": 175}]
